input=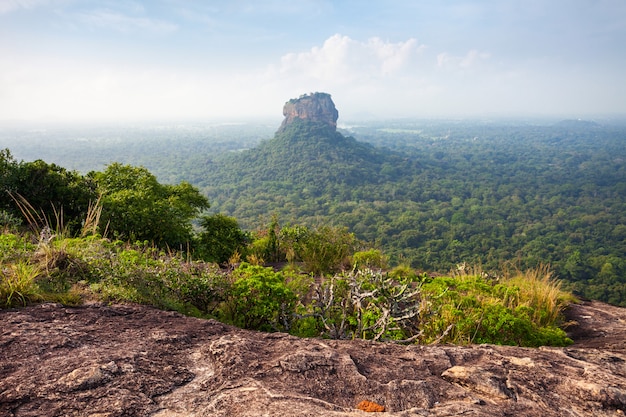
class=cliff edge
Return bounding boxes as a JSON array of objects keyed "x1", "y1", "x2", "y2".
[{"x1": 279, "y1": 92, "x2": 339, "y2": 132}]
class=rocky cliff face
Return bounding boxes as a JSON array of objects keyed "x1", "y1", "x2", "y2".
[
  {"x1": 1, "y1": 301, "x2": 625, "y2": 416},
  {"x1": 279, "y1": 92, "x2": 339, "y2": 132}
]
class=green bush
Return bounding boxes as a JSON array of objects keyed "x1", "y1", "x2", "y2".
[
  {"x1": 352, "y1": 249, "x2": 388, "y2": 270},
  {"x1": 0, "y1": 233, "x2": 35, "y2": 262},
  {"x1": 223, "y1": 263, "x2": 296, "y2": 331},
  {"x1": 0, "y1": 210, "x2": 21, "y2": 230},
  {"x1": 419, "y1": 272, "x2": 573, "y2": 347},
  {"x1": 196, "y1": 214, "x2": 248, "y2": 264}
]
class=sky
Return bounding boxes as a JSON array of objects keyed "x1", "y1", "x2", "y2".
[{"x1": 1, "y1": 0, "x2": 625, "y2": 123}]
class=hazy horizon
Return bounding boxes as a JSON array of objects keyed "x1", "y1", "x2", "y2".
[{"x1": 1, "y1": 1, "x2": 625, "y2": 123}]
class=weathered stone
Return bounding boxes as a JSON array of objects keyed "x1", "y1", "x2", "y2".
[
  {"x1": 0, "y1": 300, "x2": 625, "y2": 416},
  {"x1": 279, "y1": 92, "x2": 339, "y2": 132}
]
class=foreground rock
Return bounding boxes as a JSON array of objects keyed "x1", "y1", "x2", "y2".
[{"x1": 1, "y1": 301, "x2": 625, "y2": 416}]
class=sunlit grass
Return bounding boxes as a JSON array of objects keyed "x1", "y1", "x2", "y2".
[
  {"x1": 502, "y1": 264, "x2": 577, "y2": 328},
  {"x1": 419, "y1": 264, "x2": 575, "y2": 346},
  {"x1": 0, "y1": 261, "x2": 42, "y2": 308}
]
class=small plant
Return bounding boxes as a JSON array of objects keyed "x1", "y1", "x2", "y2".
[
  {"x1": 0, "y1": 261, "x2": 41, "y2": 307},
  {"x1": 501, "y1": 264, "x2": 574, "y2": 327},
  {"x1": 0, "y1": 233, "x2": 36, "y2": 263},
  {"x1": 0, "y1": 210, "x2": 21, "y2": 231},
  {"x1": 81, "y1": 196, "x2": 104, "y2": 237}
]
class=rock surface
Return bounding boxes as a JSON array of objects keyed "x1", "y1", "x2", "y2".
[
  {"x1": 279, "y1": 92, "x2": 339, "y2": 132},
  {"x1": 1, "y1": 300, "x2": 625, "y2": 416}
]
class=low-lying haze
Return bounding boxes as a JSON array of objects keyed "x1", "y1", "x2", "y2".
[{"x1": 1, "y1": 0, "x2": 625, "y2": 122}]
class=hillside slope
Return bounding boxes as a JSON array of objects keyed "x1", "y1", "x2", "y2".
[
  {"x1": 198, "y1": 94, "x2": 626, "y2": 306},
  {"x1": 200, "y1": 93, "x2": 407, "y2": 204}
]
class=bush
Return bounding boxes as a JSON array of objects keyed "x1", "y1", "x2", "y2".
[
  {"x1": 0, "y1": 234, "x2": 35, "y2": 263},
  {"x1": 196, "y1": 214, "x2": 248, "y2": 264},
  {"x1": 223, "y1": 263, "x2": 296, "y2": 331},
  {"x1": 419, "y1": 269, "x2": 573, "y2": 347},
  {"x1": 300, "y1": 269, "x2": 422, "y2": 341},
  {"x1": 0, "y1": 210, "x2": 21, "y2": 231},
  {"x1": 352, "y1": 249, "x2": 387, "y2": 270}
]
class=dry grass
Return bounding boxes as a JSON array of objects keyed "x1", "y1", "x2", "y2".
[
  {"x1": 502, "y1": 264, "x2": 575, "y2": 327},
  {"x1": 81, "y1": 195, "x2": 104, "y2": 237}
]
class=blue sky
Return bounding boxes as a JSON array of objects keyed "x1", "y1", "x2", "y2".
[{"x1": 1, "y1": 0, "x2": 625, "y2": 122}]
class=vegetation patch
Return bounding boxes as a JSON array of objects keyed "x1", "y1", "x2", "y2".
[{"x1": 0, "y1": 149, "x2": 576, "y2": 347}]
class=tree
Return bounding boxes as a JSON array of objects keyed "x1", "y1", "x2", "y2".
[
  {"x1": 2, "y1": 156, "x2": 97, "y2": 233},
  {"x1": 197, "y1": 214, "x2": 248, "y2": 264},
  {"x1": 92, "y1": 163, "x2": 209, "y2": 247},
  {"x1": 0, "y1": 149, "x2": 19, "y2": 221}
]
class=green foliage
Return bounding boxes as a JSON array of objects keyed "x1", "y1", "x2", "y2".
[
  {"x1": 195, "y1": 121, "x2": 626, "y2": 306},
  {"x1": 92, "y1": 163, "x2": 209, "y2": 248},
  {"x1": 0, "y1": 152, "x2": 97, "y2": 233},
  {"x1": 0, "y1": 210, "x2": 22, "y2": 230},
  {"x1": 247, "y1": 221, "x2": 357, "y2": 275},
  {"x1": 0, "y1": 149, "x2": 19, "y2": 213},
  {"x1": 419, "y1": 269, "x2": 573, "y2": 347},
  {"x1": 0, "y1": 233, "x2": 36, "y2": 262},
  {"x1": 224, "y1": 263, "x2": 296, "y2": 331},
  {"x1": 352, "y1": 249, "x2": 387, "y2": 270},
  {"x1": 0, "y1": 261, "x2": 41, "y2": 308},
  {"x1": 196, "y1": 213, "x2": 248, "y2": 264},
  {"x1": 5, "y1": 120, "x2": 626, "y2": 305},
  {"x1": 247, "y1": 216, "x2": 281, "y2": 264},
  {"x1": 292, "y1": 225, "x2": 357, "y2": 275}
]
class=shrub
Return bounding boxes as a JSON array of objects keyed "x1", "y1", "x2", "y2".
[
  {"x1": 223, "y1": 263, "x2": 296, "y2": 331},
  {"x1": 0, "y1": 210, "x2": 21, "y2": 231},
  {"x1": 196, "y1": 213, "x2": 248, "y2": 264},
  {"x1": 302, "y1": 269, "x2": 423, "y2": 341},
  {"x1": 419, "y1": 267, "x2": 573, "y2": 347},
  {"x1": 0, "y1": 261, "x2": 41, "y2": 308},
  {"x1": 352, "y1": 249, "x2": 387, "y2": 270},
  {"x1": 0, "y1": 233, "x2": 35, "y2": 263}
]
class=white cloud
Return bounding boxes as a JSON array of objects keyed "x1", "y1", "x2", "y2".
[
  {"x1": 277, "y1": 34, "x2": 426, "y2": 83},
  {"x1": 258, "y1": 34, "x2": 510, "y2": 118},
  {"x1": 261, "y1": 34, "x2": 439, "y2": 118}
]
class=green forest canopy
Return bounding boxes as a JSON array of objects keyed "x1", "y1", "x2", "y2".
[
  {"x1": 1, "y1": 119, "x2": 625, "y2": 305},
  {"x1": 198, "y1": 120, "x2": 626, "y2": 305}
]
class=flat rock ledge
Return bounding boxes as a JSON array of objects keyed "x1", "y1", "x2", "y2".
[{"x1": 1, "y1": 301, "x2": 625, "y2": 416}]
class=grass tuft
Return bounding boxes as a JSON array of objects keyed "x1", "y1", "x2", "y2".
[{"x1": 0, "y1": 261, "x2": 42, "y2": 307}]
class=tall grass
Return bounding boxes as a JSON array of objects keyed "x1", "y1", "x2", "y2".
[
  {"x1": 502, "y1": 264, "x2": 575, "y2": 327},
  {"x1": 419, "y1": 264, "x2": 574, "y2": 346},
  {"x1": 0, "y1": 261, "x2": 41, "y2": 307},
  {"x1": 81, "y1": 196, "x2": 104, "y2": 237}
]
